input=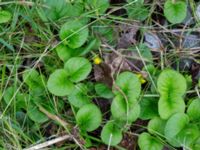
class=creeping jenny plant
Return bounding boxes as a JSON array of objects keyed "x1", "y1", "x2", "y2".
[
  {"x1": 138, "y1": 69, "x2": 200, "y2": 150},
  {"x1": 47, "y1": 57, "x2": 91, "y2": 96},
  {"x1": 46, "y1": 60, "x2": 200, "y2": 149},
  {"x1": 2, "y1": 0, "x2": 200, "y2": 149}
]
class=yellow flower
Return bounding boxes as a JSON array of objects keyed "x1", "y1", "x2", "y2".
[
  {"x1": 93, "y1": 56, "x2": 102, "y2": 65},
  {"x1": 137, "y1": 73, "x2": 146, "y2": 84},
  {"x1": 140, "y1": 78, "x2": 146, "y2": 84}
]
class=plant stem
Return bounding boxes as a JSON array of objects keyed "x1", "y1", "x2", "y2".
[{"x1": 172, "y1": 0, "x2": 176, "y2": 4}]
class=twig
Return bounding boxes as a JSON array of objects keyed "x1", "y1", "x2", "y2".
[
  {"x1": 38, "y1": 106, "x2": 71, "y2": 129},
  {"x1": 195, "y1": 86, "x2": 200, "y2": 98},
  {"x1": 38, "y1": 105, "x2": 85, "y2": 150},
  {"x1": 23, "y1": 135, "x2": 72, "y2": 150},
  {"x1": 107, "y1": 134, "x2": 112, "y2": 150}
]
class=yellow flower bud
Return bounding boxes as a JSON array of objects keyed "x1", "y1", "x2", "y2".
[
  {"x1": 140, "y1": 79, "x2": 146, "y2": 84},
  {"x1": 136, "y1": 73, "x2": 146, "y2": 84},
  {"x1": 93, "y1": 56, "x2": 102, "y2": 65}
]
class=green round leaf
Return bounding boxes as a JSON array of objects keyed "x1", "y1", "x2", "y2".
[
  {"x1": 164, "y1": 0, "x2": 187, "y2": 24},
  {"x1": 138, "y1": 132, "x2": 164, "y2": 150},
  {"x1": 114, "y1": 71, "x2": 141, "y2": 100},
  {"x1": 56, "y1": 44, "x2": 73, "y2": 62},
  {"x1": 47, "y1": 69, "x2": 74, "y2": 96},
  {"x1": 59, "y1": 20, "x2": 89, "y2": 49},
  {"x1": 101, "y1": 121, "x2": 122, "y2": 146},
  {"x1": 157, "y1": 69, "x2": 187, "y2": 119},
  {"x1": 187, "y1": 98, "x2": 200, "y2": 122},
  {"x1": 139, "y1": 97, "x2": 158, "y2": 120},
  {"x1": 111, "y1": 95, "x2": 140, "y2": 124},
  {"x1": 64, "y1": 57, "x2": 92, "y2": 82},
  {"x1": 95, "y1": 83, "x2": 114, "y2": 99},
  {"x1": 76, "y1": 104, "x2": 102, "y2": 131},
  {"x1": 147, "y1": 117, "x2": 166, "y2": 135},
  {"x1": 164, "y1": 113, "x2": 189, "y2": 141},
  {"x1": 68, "y1": 83, "x2": 91, "y2": 108},
  {"x1": 0, "y1": 10, "x2": 12, "y2": 24},
  {"x1": 157, "y1": 69, "x2": 187, "y2": 95}
]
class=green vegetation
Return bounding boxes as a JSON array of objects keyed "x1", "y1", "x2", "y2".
[{"x1": 0, "y1": 0, "x2": 199, "y2": 149}]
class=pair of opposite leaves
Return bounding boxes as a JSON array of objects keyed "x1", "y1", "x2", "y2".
[
  {"x1": 47, "y1": 62, "x2": 188, "y2": 145},
  {"x1": 47, "y1": 63, "x2": 142, "y2": 145},
  {"x1": 139, "y1": 69, "x2": 200, "y2": 150},
  {"x1": 103, "y1": 69, "x2": 188, "y2": 146}
]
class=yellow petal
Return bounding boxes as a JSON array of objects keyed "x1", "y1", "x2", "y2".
[
  {"x1": 93, "y1": 57, "x2": 102, "y2": 65},
  {"x1": 140, "y1": 79, "x2": 146, "y2": 84}
]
